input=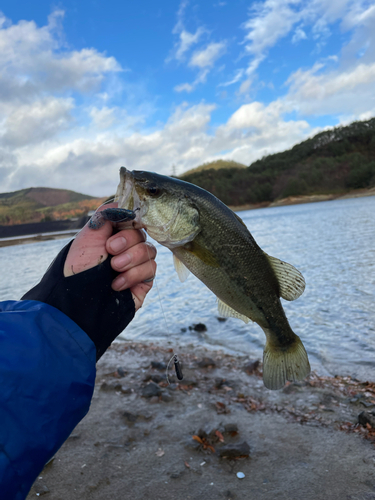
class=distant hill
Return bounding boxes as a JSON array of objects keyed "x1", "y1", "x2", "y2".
[
  {"x1": 180, "y1": 118, "x2": 375, "y2": 206},
  {"x1": 0, "y1": 187, "x2": 105, "y2": 226},
  {"x1": 182, "y1": 159, "x2": 246, "y2": 176}
]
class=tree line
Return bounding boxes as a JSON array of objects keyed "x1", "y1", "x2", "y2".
[{"x1": 180, "y1": 118, "x2": 375, "y2": 206}]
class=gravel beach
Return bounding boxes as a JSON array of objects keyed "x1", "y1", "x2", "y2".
[{"x1": 26, "y1": 342, "x2": 375, "y2": 500}]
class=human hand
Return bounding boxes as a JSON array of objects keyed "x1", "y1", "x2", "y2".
[{"x1": 64, "y1": 203, "x2": 157, "y2": 311}]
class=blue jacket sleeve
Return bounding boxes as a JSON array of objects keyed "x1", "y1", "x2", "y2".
[{"x1": 0, "y1": 299, "x2": 97, "y2": 500}]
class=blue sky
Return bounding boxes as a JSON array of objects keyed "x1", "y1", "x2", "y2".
[{"x1": 0, "y1": 0, "x2": 374, "y2": 195}]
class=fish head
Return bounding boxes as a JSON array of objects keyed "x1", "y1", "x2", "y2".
[{"x1": 115, "y1": 167, "x2": 200, "y2": 248}]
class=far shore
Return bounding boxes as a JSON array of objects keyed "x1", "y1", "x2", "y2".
[
  {"x1": 1, "y1": 187, "x2": 374, "y2": 248},
  {"x1": 229, "y1": 186, "x2": 375, "y2": 212},
  {"x1": 0, "y1": 230, "x2": 78, "y2": 248}
]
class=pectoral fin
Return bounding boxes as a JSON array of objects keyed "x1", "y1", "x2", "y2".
[
  {"x1": 217, "y1": 299, "x2": 250, "y2": 324},
  {"x1": 265, "y1": 253, "x2": 305, "y2": 301},
  {"x1": 173, "y1": 254, "x2": 190, "y2": 282}
]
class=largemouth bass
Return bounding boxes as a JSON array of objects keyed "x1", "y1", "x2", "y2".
[{"x1": 114, "y1": 167, "x2": 310, "y2": 390}]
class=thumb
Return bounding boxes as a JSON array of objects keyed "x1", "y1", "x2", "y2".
[{"x1": 63, "y1": 203, "x2": 117, "y2": 277}]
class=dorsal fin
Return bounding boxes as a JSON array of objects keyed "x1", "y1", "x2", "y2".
[
  {"x1": 217, "y1": 298, "x2": 251, "y2": 324},
  {"x1": 173, "y1": 254, "x2": 190, "y2": 282},
  {"x1": 265, "y1": 253, "x2": 305, "y2": 301}
]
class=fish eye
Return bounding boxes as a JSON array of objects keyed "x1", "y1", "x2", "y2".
[{"x1": 147, "y1": 184, "x2": 161, "y2": 196}]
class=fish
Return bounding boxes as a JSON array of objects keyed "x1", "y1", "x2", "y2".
[{"x1": 112, "y1": 166, "x2": 310, "y2": 390}]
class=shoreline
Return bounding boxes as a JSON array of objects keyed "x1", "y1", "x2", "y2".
[
  {"x1": 0, "y1": 230, "x2": 78, "y2": 248},
  {"x1": 229, "y1": 186, "x2": 375, "y2": 212},
  {"x1": 2, "y1": 187, "x2": 375, "y2": 248},
  {"x1": 27, "y1": 341, "x2": 375, "y2": 500}
]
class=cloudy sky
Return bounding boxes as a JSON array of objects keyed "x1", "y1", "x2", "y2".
[{"x1": 0, "y1": 0, "x2": 374, "y2": 196}]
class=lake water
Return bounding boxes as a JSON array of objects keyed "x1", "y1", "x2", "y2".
[{"x1": 1, "y1": 196, "x2": 374, "y2": 381}]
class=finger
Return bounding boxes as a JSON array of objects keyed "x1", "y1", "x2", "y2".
[
  {"x1": 106, "y1": 228, "x2": 147, "y2": 256},
  {"x1": 112, "y1": 260, "x2": 157, "y2": 292},
  {"x1": 111, "y1": 242, "x2": 157, "y2": 273},
  {"x1": 131, "y1": 281, "x2": 154, "y2": 311},
  {"x1": 63, "y1": 202, "x2": 118, "y2": 277}
]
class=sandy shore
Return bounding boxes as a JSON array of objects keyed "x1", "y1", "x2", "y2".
[{"x1": 27, "y1": 342, "x2": 375, "y2": 500}]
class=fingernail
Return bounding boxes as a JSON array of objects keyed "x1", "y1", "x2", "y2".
[
  {"x1": 112, "y1": 276, "x2": 126, "y2": 290},
  {"x1": 109, "y1": 236, "x2": 127, "y2": 253},
  {"x1": 113, "y1": 253, "x2": 131, "y2": 268}
]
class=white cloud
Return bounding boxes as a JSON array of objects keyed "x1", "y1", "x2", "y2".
[
  {"x1": 243, "y1": 0, "x2": 299, "y2": 55},
  {"x1": 219, "y1": 68, "x2": 245, "y2": 87},
  {"x1": 0, "y1": 98, "x2": 73, "y2": 148},
  {"x1": 285, "y1": 61, "x2": 375, "y2": 116},
  {"x1": 238, "y1": 79, "x2": 252, "y2": 95},
  {"x1": 189, "y1": 42, "x2": 227, "y2": 68},
  {"x1": 174, "y1": 28, "x2": 205, "y2": 61},
  {"x1": 239, "y1": 0, "x2": 374, "y2": 80},
  {"x1": 167, "y1": 0, "x2": 205, "y2": 62},
  {"x1": 90, "y1": 106, "x2": 116, "y2": 129},
  {"x1": 175, "y1": 42, "x2": 226, "y2": 93},
  {"x1": 174, "y1": 82, "x2": 194, "y2": 93},
  {"x1": 292, "y1": 26, "x2": 307, "y2": 43},
  {"x1": 0, "y1": 10, "x2": 121, "y2": 102},
  {"x1": 2, "y1": 99, "x2": 315, "y2": 195},
  {"x1": 0, "y1": 10, "x2": 127, "y2": 193},
  {"x1": 169, "y1": 1, "x2": 227, "y2": 93},
  {"x1": 1, "y1": 2, "x2": 375, "y2": 198}
]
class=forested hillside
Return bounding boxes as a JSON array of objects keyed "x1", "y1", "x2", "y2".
[
  {"x1": 183, "y1": 159, "x2": 246, "y2": 176},
  {"x1": 180, "y1": 118, "x2": 375, "y2": 206},
  {"x1": 0, "y1": 187, "x2": 104, "y2": 226}
]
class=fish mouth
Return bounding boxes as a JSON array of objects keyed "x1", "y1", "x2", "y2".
[{"x1": 115, "y1": 167, "x2": 146, "y2": 226}]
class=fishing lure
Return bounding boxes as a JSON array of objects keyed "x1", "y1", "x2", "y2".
[{"x1": 89, "y1": 207, "x2": 136, "y2": 229}]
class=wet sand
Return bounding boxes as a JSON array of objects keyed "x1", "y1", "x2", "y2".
[{"x1": 27, "y1": 342, "x2": 375, "y2": 500}]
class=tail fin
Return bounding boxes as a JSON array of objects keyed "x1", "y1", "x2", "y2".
[{"x1": 262, "y1": 332, "x2": 310, "y2": 390}]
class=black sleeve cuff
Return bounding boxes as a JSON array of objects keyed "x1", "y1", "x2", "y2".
[{"x1": 22, "y1": 241, "x2": 135, "y2": 361}]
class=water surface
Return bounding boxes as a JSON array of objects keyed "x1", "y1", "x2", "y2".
[{"x1": 1, "y1": 196, "x2": 374, "y2": 380}]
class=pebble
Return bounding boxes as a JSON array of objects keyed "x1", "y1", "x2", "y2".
[
  {"x1": 161, "y1": 393, "x2": 173, "y2": 403},
  {"x1": 197, "y1": 357, "x2": 216, "y2": 368},
  {"x1": 358, "y1": 410, "x2": 375, "y2": 428},
  {"x1": 151, "y1": 361, "x2": 167, "y2": 370},
  {"x1": 123, "y1": 411, "x2": 138, "y2": 423},
  {"x1": 170, "y1": 469, "x2": 185, "y2": 479},
  {"x1": 219, "y1": 441, "x2": 250, "y2": 459},
  {"x1": 116, "y1": 367, "x2": 127, "y2": 378},
  {"x1": 100, "y1": 381, "x2": 122, "y2": 392},
  {"x1": 141, "y1": 382, "x2": 163, "y2": 398},
  {"x1": 243, "y1": 360, "x2": 260, "y2": 375},
  {"x1": 192, "y1": 323, "x2": 207, "y2": 332},
  {"x1": 223, "y1": 423, "x2": 238, "y2": 434},
  {"x1": 237, "y1": 472, "x2": 245, "y2": 479},
  {"x1": 120, "y1": 386, "x2": 133, "y2": 395},
  {"x1": 33, "y1": 480, "x2": 50, "y2": 496},
  {"x1": 151, "y1": 374, "x2": 166, "y2": 383}
]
